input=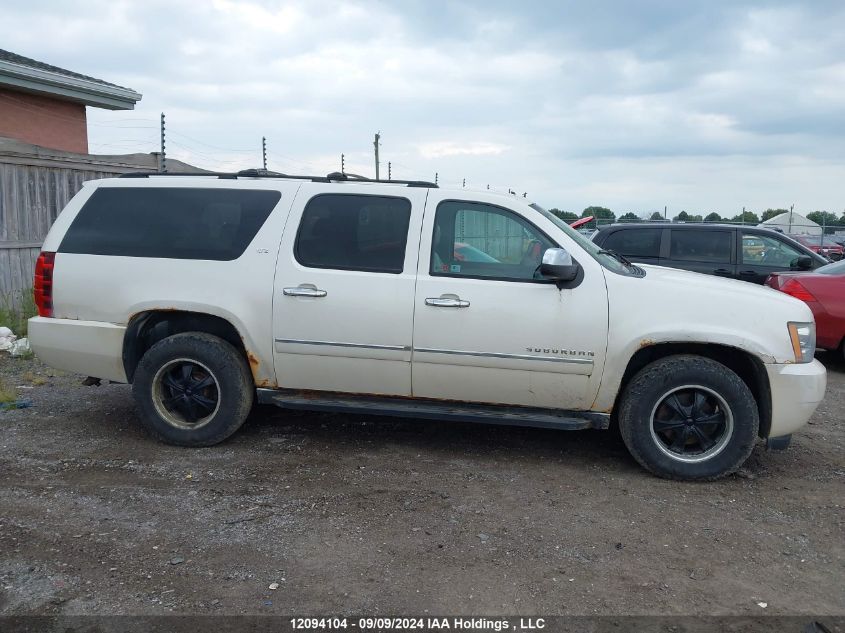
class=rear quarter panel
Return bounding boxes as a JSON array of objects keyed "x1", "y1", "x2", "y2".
[
  {"x1": 45, "y1": 178, "x2": 299, "y2": 387},
  {"x1": 805, "y1": 275, "x2": 845, "y2": 350}
]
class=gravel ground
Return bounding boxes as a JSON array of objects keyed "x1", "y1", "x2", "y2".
[{"x1": 0, "y1": 352, "x2": 843, "y2": 617}]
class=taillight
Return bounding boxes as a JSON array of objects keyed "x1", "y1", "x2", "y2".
[
  {"x1": 33, "y1": 251, "x2": 56, "y2": 317},
  {"x1": 780, "y1": 278, "x2": 817, "y2": 303}
]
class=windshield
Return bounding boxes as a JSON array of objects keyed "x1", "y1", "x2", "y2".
[
  {"x1": 818, "y1": 259, "x2": 845, "y2": 275},
  {"x1": 531, "y1": 203, "x2": 631, "y2": 275}
]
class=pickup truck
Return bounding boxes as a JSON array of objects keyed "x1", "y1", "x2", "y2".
[{"x1": 28, "y1": 171, "x2": 827, "y2": 480}]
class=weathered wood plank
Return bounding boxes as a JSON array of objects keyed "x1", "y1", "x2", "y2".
[{"x1": 0, "y1": 159, "x2": 124, "y2": 305}]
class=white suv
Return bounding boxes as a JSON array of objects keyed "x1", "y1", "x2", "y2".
[{"x1": 28, "y1": 171, "x2": 827, "y2": 480}]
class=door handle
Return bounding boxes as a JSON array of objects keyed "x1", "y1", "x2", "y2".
[
  {"x1": 425, "y1": 295, "x2": 470, "y2": 308},
  {"x1": 283, "y1": 284, "x2": 327, "y2": 298},
  {"x1": 713, "y1": 268, "x2": 732, "y2": 275},
  {"x1": 738, "y1": 270, "x2": 757, "y2": 276}
]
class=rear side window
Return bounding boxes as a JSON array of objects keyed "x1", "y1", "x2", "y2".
[
  {"x1": 295, "y1": 194, "x2": 411, "y2": 273},
  {"x1": 59, "y1": 187, "x2": 281, "y2": 261},
  {"x1": 669, "y1": 230, "x2": 732, "y2": 263},
  {"x1": 601, "y1": 228, "x2": 661, "y2": 258}
]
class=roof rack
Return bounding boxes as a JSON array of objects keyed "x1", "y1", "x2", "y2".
[{"x1": 119, "y1": 169, "x2": 438, "y2": 188}]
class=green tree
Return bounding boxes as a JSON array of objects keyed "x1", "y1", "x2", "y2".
[
  {"x1": 618, "y1": 212, "x2": 640, "y2": 221},
  {"x1": 761, "y1": 208, "x2": 788, "y2": 222},
  {"x1": 649, "y1": 211, "x2": 664, "y2": 221},
  {"x1": 729, "y1": 211, "x2": 760, "y2": 224},
  {"x1": 674, "y1": 211, "x2": 691, "y2": 222},
  {"x1": 704, "y1": 212, "x2": 722, "y2": 222},
  {"x1": 548, "y1": 208, "x2": 578, "y2": 221},
  {"x1": 581, "y1": 206, "x2": 615, "y2": 220},
  {"x1": 806, "y1": 211, "x2": 840, "y2": 230}
]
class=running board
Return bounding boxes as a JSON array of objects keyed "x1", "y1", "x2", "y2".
[{"x1": 256, "y1": 388, "x2": 609, "y2": 431}]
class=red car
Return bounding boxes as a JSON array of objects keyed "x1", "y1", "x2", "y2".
[
  {"x1": 793, "y1": 235, "x2": 844, "y2": 261},
  {"x1": 765, "y1": 260, "x2": 845, "y2": 358}
]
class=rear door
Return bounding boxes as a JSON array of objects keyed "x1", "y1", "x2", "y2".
[
  {"x1": 272, "y1": 184, "x2": 427, "y2": 396},
  {"x1": 663, "y1": 228, "x2": 735, "y2": 278}
]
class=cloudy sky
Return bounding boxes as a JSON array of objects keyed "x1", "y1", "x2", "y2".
[{"x1": 4, "y1": 0, "x2": 844, "y2": 216}]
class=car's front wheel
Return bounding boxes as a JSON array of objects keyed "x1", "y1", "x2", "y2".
[
  {"x1": 618, "y1": 354, "x2": 759, "y2": 480},
  {"x1": 132, "y1": 332, "x2": 254, "y2": 446}
]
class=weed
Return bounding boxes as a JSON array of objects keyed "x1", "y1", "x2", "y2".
[
  {"x1": 22, "y1": 371, "x2": 48, "y2": 386},
  {"x1": 0, "y1": 377, "x2": 16, "y2": 404},
  {"x1": 0, "y1": 288, "x2": 37, "y2": 337}
]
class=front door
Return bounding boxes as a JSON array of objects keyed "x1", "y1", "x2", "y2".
[
  {"x1": 738, "y1": 231, "x2": 813, "y2": 284},
  {"x1": 272, "y1": 184, "x2": 427, "y2": 396},
  {"x1": 411, "y1": 193, "x2": 608, "y2": 410}
]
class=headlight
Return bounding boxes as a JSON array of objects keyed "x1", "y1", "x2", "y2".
[{"x1": 787, "y1": 322, "x2": 816, "y2": 363}]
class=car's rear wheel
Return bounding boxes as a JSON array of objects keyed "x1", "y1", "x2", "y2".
[
  {"x1": 132, "y1": 332, "x2": 254, "y2": 446},
  {"x1": 618, "y1": 355, "x2": 759, "y2": 480}
]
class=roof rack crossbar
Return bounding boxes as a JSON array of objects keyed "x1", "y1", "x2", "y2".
[{"x1": 119, "y1": 169, "x2": 438, "y2": 187}]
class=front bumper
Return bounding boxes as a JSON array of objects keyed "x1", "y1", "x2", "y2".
[
  {"x1": 765, "y1": 359, "x2": 826, "y2": 437},
  {"x1": 28, "y1": 316, "x2": 128, "y2": 383}
]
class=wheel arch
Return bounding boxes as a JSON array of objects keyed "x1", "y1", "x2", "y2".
[
  {"x1": 613, "y1": 342, "x2": 772, "y2": 439},
  {"x1": 123, "y1": 310, "x2": 260, "y2": 385}
]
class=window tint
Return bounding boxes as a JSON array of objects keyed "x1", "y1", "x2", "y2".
[
  {"x1": 602, "y1": 228, "x2": 661, "y2": 258},
  {"x1": 295, "y1": 194, "x2": 411, "y2": 273},
  {"x1": 742, "y1": 233, "x2": 803, "y2": 267},
  {"x1": 59, "y1": 187, "x2": 281, "y2": 260},
  {"x1": 431, "y1": 201, "x2": 554, "y2": 280},
  {"x1": 669, "y1": 230, "x2": 732, "y2": 263}
]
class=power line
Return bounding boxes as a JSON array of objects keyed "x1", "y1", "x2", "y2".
[{"x1": 167, "y1": 130, "x2": 255, "y2": 153}]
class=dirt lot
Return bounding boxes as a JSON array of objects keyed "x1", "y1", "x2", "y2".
[{"x1": 0, "y1": 352, "x2": 843, "y2": 617}]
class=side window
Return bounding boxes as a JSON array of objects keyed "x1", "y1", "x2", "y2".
[
  {"x1": 669, "y1": 230, "x2": 732, "y2": 263},
  {"x1": 59, "y1": 187, "x2": 281, "y2": 261},
  {"x1": 295, "y1": 194, "x2": 411, "y2": 273},
  {"x1": 430, "y1": 201, "x2": 554, "y2": 280},
  {"x1": 602, "y1": 228, "x2": 661, "y2": 258},
  {"x1": 742, "y1": 233, "x2": 803, "y2": 267}
]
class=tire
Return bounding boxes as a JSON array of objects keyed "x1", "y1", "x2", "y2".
[
  {"x1": 618, "y1": 355, "x2": 759, "y2": 481},
  {"x1": 132, "y1": 332, "x2": 254, "y2": 446}
]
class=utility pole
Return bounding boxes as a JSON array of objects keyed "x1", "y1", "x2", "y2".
[
  {"x1": 388, "y1": 161, "x2": 392, "y2": 180},
  {"x1": 159, "y1": 112, "x2": 167, "y2": 173},
  {"x1": 462, "y1": 178, "x2": 466, "y2": 188},
  {"x1": 341, "y1": 154, "x2": 345, "y2": 175},
  {"x1": 373, "y1": 132, "x2": 380, "y2": 179},
  {"x1": 788, "y1": 204, "x2": 794, "y2": 233},
  {"x1": 262, "y1": 136, "x2": 267, "y2": 171},
  {"x1": 741, "y1": 205, "x2": 746, "y2": 226},
  {"x1": 664, "y1": 205, "x2": 667, "y2": 220},
  {"x1": 435, "y1": 172, "x2": 438, "y2": 185}
]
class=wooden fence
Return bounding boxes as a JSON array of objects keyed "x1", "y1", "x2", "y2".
[{"x1": 0, "y1": 140, "x2": 199, "y2": 307}]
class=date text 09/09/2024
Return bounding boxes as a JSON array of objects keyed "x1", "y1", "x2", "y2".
[{"x1": 289, "y1": 617, "x2": 547, "y2": 631}]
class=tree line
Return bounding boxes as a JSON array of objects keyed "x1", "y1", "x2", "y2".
[{"x1": 548, "y1": 206, "x2": 845, "y2": 230}]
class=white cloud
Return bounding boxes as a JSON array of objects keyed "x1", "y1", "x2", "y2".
[
  {"x1": 2, "y1": 0, "x2": 844, "y2": 213},
  {"x1": 417, "y1": 142, "x2": 509, "y2": 159}
]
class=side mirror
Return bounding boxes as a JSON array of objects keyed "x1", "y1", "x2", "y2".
[
  {"x1": 540, "y1": 248, "x2": 579, "y2": 282},
  {"x1": 794, "y1": 256, "x2": 813, "y2": 270}
]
